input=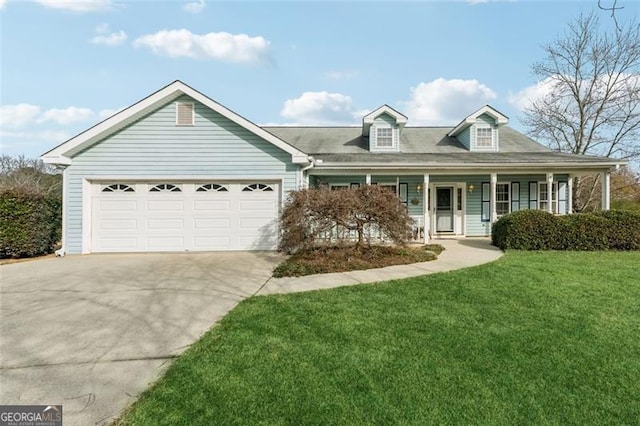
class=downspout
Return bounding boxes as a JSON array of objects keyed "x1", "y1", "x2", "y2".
[
  {"x1": 300, "y1": 156, "x2": 315, "y2": 189},
  {"x1": 55, "y1": 165, "x2": 68, "y2": 257}
]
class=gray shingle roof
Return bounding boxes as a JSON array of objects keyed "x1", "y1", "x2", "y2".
[{"x1": 262, "y1": 125, "x2": 614, "y2": 165}]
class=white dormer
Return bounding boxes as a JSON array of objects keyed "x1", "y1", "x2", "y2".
[
  {"x1": 448, "y1": 105, "x2": 508, "y2": 152},
  {"x1": 363, "y1": 105, "x2": 408, "y2": 152}
]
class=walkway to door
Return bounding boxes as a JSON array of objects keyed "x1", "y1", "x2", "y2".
[{"x1": 259, "y1": 238, "x2": 503, "y2": 295}]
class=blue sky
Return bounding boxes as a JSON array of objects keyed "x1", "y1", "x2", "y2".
[{"x1": 1, "y1": 0, "x2": 637, "y2": 158}]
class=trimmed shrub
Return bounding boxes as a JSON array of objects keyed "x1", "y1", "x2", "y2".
[
  {"x1": 594, "y1": 210, "x2": 640, "y2": 250},
  {"x1": 557, "y1": 214, "x2": 609, "y2": 251},
  {"x1": 491, "y1": 210, "x2": 561, "y2": 250},
  {"x1": 492, "y1": 209, "x2": 640, "y2": 251},
  {"x1": 0, "y1": 188, "x2": 62, "y2": 258}
]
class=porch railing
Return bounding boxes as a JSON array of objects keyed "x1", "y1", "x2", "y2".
[{"x1": 314, "y1": 216, "x2": 425, "y2": 244}]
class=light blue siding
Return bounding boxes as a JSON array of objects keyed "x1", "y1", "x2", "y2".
[
  {"x1": 457, "y1": 128, "x2": 471, "y2": 150},
  {"x1": 477, "y1": 113, "x2": 495, "y2": 125},
  {"x1": 64, "y1": 95, "x2": 298, "y2": 253}
]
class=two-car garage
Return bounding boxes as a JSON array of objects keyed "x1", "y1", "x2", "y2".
[{"x1": 90, "y1": 181, "x2": 280, "y2": 252}]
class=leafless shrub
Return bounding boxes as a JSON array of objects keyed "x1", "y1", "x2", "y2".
[
  {"x1": 0, "y1": 155, "x2": 61, "y2": 195},
  {"x1": 279, "y1": 186, "x2": 414, "y2": 253}
]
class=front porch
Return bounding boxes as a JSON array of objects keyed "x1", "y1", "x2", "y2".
[{"x1": 308, "y1": 171, "x2": 613, "y2": 243}]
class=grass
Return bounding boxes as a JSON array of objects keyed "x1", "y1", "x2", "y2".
[
  {"x1": 118, "y1": 251, "x2": 640, "y2": 425},
  {"x1": 273, "y1": 244, "x2": 445, "y2": 277}
]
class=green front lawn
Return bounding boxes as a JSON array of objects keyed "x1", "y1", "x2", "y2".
[{"x1": 119, "y1": 251, "x2": 640, "y2": 425}]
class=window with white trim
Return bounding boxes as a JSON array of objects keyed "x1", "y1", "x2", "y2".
[
  {"x1": 539, "y1": 182, "x2": 557, "y2": 212},
  {"x1": 496, "y1": 183, "x2": 510, "y2": 216},
  {"x1": 475, "y1": 127, "x2": 493, "y2": 148},
  {"x1": 176, "y1": 102, "x2": 194, "y2": 125},
  {"x1": 375, "y1": 127, "x2": 393, "y2": 148}
]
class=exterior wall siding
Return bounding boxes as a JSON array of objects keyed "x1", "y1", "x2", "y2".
[
  {"x1": 457, "y1": 128, "x2": 471, "y2": 150},
  {"x1": 64, "y1": 95, "x2": 298, "y2": 253}
]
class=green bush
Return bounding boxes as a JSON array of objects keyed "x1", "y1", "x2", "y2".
[
  {"x1": 0, "y1": 188, "x2": 62, "y2": 258},
  {"x1": 595, "y1": 210, "x2": 640, "y2": 250},
  {"x1": 492, "y1": 209, "x2": 640, "y2": 251},
  {"x1": 491, "y1": 210, "x2": 561, "y2": 250}
]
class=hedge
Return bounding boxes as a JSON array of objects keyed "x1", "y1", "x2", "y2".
[
  {"x1": 0, "y1": 188, "x2": 62, "y2": 258},
  {"x1": 492, "y1": 209, "x2": 640, "y2": 251}
]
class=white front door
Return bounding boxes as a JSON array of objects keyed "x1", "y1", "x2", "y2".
[
  {"x1": 91, "y1": 182, "x2": 279, "y2": 252},
  {"x1": 435, "y1": 186, "x2": 454, "y2": 232}
]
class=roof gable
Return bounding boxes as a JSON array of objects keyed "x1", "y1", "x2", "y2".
[
  {"x1": 448, "y1": 105, "x2": 509, "y2": 137},
  {"x1": 362, "y1": 105, "x2": 408, "y2": 136},
  {"x1": 42, "y1": 80, "x2": 309, "y2": 165}
]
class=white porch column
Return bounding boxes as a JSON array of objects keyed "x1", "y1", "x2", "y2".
[
  {"x1": 546, "y1": 172, "x2": 554, "y2": 213},
  {"x1": 490, "y1": 173, "x2": 497, "y2": 223},
  {"x1": 423, "y1": 174, "x2": 430, "y2": 244},
  {"x1": 365, "y1": 174, "x2": 371, "y2": 185},
  {"x1": 567, "y1": 176, "x2": 573, "y2": 213},
  {"x1": 601, "y1": 171, "x2": 611, "y2": 210}
]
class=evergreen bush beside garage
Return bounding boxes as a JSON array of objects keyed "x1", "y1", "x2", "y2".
[
  {"x1": 492, "y1": 209, "x2": 640, "y2": 250},
  {"x1": 0, "y1": 188, "x2": 62, "y2": 258}
]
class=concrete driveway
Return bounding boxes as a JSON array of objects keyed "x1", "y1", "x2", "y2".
[{"x1": 0, "y1": 252, "x2": 282, "y2": 426}]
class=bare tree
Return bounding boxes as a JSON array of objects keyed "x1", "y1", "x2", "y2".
[
  {"x1": 0, "y1": 155, "x2": 61, "y2": 195},
  {"x1": 523, "y1": 13, "x2": 640, "y2": 211},
  {"x1": 598, "y1": 0, "x2": 625, "y2": 31}
]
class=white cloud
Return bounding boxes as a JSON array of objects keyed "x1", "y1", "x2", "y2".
[
  {"x1": 280, "y1": 91, "x2": 361, "y2": 125},
  {"x1": 90, "y1": 23, "x2": 127, "y2": 46},
  {"x1": 0, "y1": 104, "x2": 42, "y2": 129},
  {"x1": 38, "y1": 107, "x2": 95, "y2": 125},
  {"x1": 0, "y1": 104, "x2": 123, "y2": 128},
  {"x1": 507, "y1": 78, "x2": 556, "y2": 111},
  {"x1": 1, "y1": 129, "x2": 70, "y2": 142},
  {"x1": 36, "y1": 0, "x2": 113, "y2": 12},
  {"x1": 0, "y1": 0, "x2": 6, "y2": 10},
  {"x1": 133, "y1": 29, "x2": 271, "y2": 63},
  {"x1": 325, "y1": 70, "x2": 358, "y2": 80},
  {"x1": 183, "y1": 0, "x2": 205, "y2": 13},
  {"x1": 400, "y1": 78, "x2": 497, "y2": 125}
]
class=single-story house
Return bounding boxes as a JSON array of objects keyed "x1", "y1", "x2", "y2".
[{"x1": 42, "y1": 80, "x2": 625, "y2": 254}]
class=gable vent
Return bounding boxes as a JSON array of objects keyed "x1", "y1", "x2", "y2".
[{"x1": 176, "y1": 102, "x2": 194, "y2": 125}]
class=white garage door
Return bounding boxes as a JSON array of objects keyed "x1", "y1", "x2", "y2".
[{"x1": 91, "y1": 182, "x2": 279, "y2": 252}]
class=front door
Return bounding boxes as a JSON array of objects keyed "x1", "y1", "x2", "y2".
[{"x1": 436, "y1": 187, "x2": 454, "y2": 232}]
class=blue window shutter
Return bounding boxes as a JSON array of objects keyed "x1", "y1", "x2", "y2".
[{"x1": 481, "y1": 182, "x2": 490, "y2": 222}]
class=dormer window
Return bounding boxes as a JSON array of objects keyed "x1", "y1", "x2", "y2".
[
  {"x1": 476, "y1": 127, "x2": 492, "y2": 148},
  {"x1": 362, "y1": 105, "x2": 407, "y2": 153},
  {"x1": 376, "y1": 127, "x2": 393, "y2": 148},
  {"x1": 448, "y1": 105, "x2": 508, "y2": 152}
]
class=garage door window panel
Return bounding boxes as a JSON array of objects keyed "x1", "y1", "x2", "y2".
[
  {"x1": 149, "y1": 183, "x2": 182, "y2": 192},
  {"x1": 242, "y1": 183, "x2": 274, "y2": 192},
  {"x1": 102, "y1": 184, "x2": 135, "y2": 193},
  {"x1": 196, "y1": 183, "x2": 229, "y2": 192}
]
